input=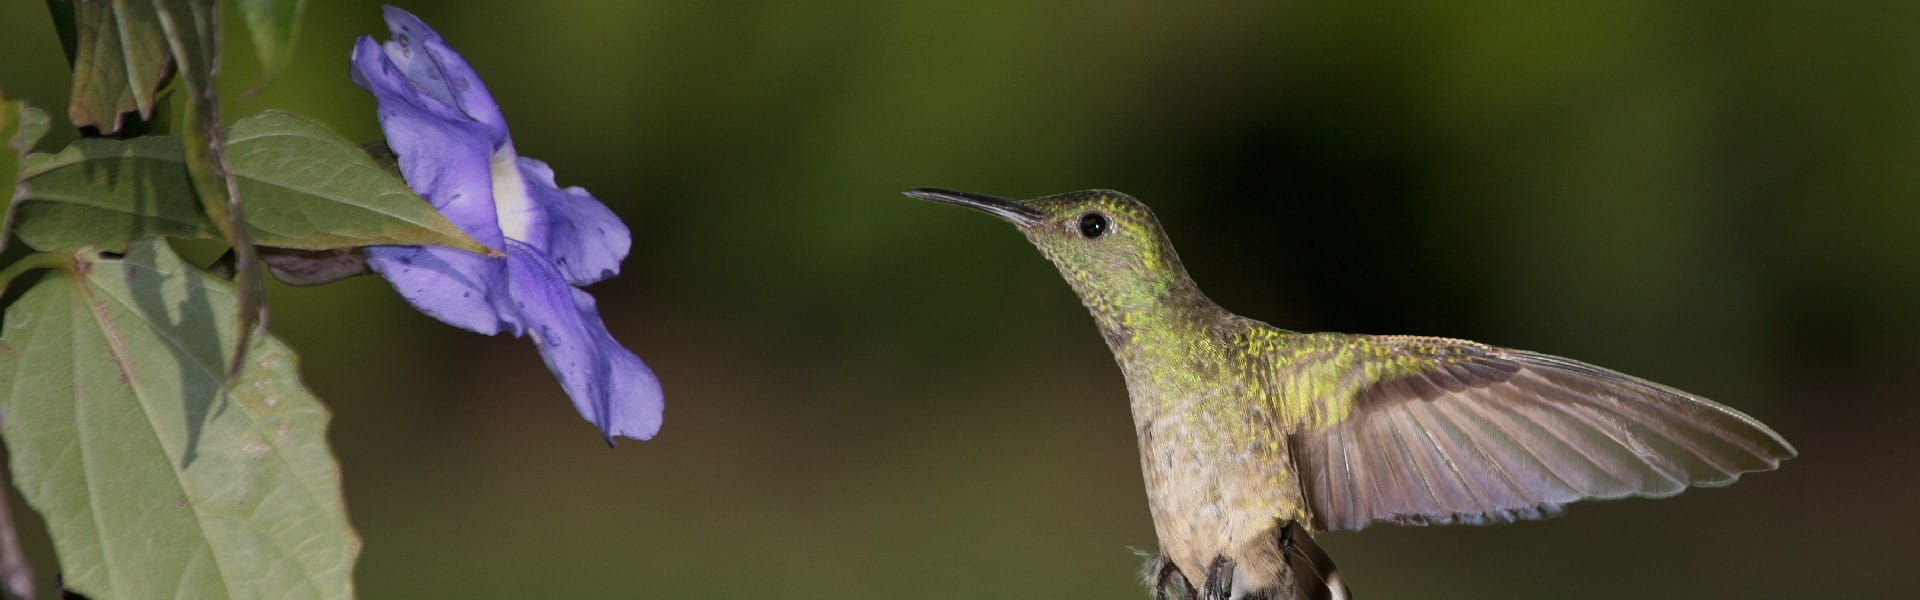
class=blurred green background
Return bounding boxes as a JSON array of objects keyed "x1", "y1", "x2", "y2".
[{"x1": 3, "y1": 1, "x2": 1916, "y2": 598}]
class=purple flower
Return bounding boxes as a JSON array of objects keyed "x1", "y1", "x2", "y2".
[{"x1": 350, "y1": 6, "x2": 661, "y2": 442}]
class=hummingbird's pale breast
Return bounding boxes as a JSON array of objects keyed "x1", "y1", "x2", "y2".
[{"x1": 1114, "y1": 317, "x2": 1314, "y2": 590}]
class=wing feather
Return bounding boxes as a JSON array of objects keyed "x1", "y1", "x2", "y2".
[
  {"x1": 1289, "y1": 337, "x2": 1795, "y2": 532},
  {"x1": 1382, "y1": 405, "x2": 1451, "y2": 513},
  {"x1": 1400, "y1": 401, "x2": 1484, "y2": 512}
]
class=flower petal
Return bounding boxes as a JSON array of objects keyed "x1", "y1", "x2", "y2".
[
  {"x1": 366, "y1": 245, "x2": 519, "y2": 335},
  {"x1": 518, "y1": 157, "x2": 631, "y2": 285},
  {"x1": 350, "y1": 37, "x2": 466, "y2": 128},
  {"x1": 374, "y1": 6, "x2": 507, "y2": 139},
  {"x1": 352, "y1": 36, "x2": 507, "y2": 251},
  {"x1": 505, "y1": 241, "x2": 662, "y2": 441}
]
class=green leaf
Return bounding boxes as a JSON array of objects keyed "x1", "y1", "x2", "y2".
[
  {"x1": 3, "y1": 94, "x2": 23, "y2": 234},
  {"x1": 3, "y1": 98, "x2": 50, "y2": 254},
  {"x1": 12, "y1": 110, "x2": 494, "y2": 255},
  {"x1": 11, "y1": 106, "x2": 50, "y2": 155},
  {"x1": 61, "y1": 0, "x2": 175, "y2": 133},
  {"x1": 229, "y1": 0, "x2": 308, "y2": 85},
  {"x1": 0, "y1": 93, "x2": 47, "y2": 590},
  {"x1": 0, "y1": 240, "x2": 360, "y2": 599}
]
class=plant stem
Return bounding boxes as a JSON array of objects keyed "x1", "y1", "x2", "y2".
[{"x1": 0, "y1": 252, "x2": 73, "y2": 299}]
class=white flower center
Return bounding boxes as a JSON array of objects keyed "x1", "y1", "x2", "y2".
[{"x1": 491, "y1": 143, "x2": 538, "y2": 242}]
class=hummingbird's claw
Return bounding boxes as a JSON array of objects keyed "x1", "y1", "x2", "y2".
[
  {"x1": 1144, "y1": 552, "x2": 1197, "y2": 600},
  {"x1": 1201, "y1": 556, "x2": 1235, "y2": 600}
]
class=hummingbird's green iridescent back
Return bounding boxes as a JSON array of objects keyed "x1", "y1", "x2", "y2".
[{"x1": 908, "y1": 188, "x2": 1794, "y2": 600}]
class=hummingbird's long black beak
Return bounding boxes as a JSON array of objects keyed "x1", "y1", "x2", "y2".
[{"x1": 903, "y1": 188, "x2": 1044, "y2": 227}]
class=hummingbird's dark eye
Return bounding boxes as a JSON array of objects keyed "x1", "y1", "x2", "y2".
[{"x1": 1078, "y1": 213, "x2": 1111, "y2": 239}]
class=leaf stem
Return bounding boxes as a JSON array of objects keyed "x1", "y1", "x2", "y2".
[{"x1": 0, "y1": 252, "x2": 73, "y2": 299}]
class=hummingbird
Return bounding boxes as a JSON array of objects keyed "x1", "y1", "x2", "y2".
[{"x1": 905, "y1": 188, "x2": 1795, "y2": 600}]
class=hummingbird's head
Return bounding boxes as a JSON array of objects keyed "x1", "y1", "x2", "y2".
[{"x1": 905, "y1": 188, "x2": 1197, "y2": 325}]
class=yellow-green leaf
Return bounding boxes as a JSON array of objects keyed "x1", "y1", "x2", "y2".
[
  {"x1": 230, "y1": 0, "x2": 309, "y2": 84},
  {"x1": 61, "y1": 0, "x2": 175, "y2": 133},
  {"x1": 12, "y1": 110, "x2": 493, "y2": 255}
]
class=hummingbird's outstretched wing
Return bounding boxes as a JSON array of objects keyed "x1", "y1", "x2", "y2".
[{"x1": 1282, "y1": 335, "x2": 1795, "y2": 532}]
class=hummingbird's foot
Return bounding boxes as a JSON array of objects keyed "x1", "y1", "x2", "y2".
[
  {"x1": 1201, "y1": 555, "x2": 1240, "y2": 600},
  {"x1": 1142, "y1": 552, "x2": 1197, "y2": 600},
  {"x1": 1189, "y1": 523, "x2": 1350, "y2": 600}
]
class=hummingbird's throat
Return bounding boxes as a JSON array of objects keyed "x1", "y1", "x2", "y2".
[{"x1": 1059, "y1": 268, "x2": 1220, "y2": 359}]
